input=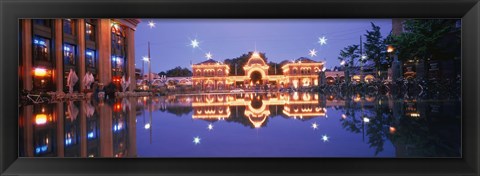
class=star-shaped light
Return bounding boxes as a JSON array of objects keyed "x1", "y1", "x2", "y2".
[
  {"x1": 193, "y1": 136, "x2": 201, "y2": 145},
  {"x1": 207, "y1": 124, "x2": 214, "y2": 131},
  {"x1": 190, "y1": 39, "x2": 200, "y2": 48},
  {"x1": 205, "y1": 52, "x2": 213, "y2": 59},
  {"x1": 311, "y1": 122, "x2": 319, "y2": 130},
  {"x1": 318, "y1": 36, "x2": 327, "y2": 45},
  {"x1": 321, "y1": 134, "x2": 330, "y2": 142},
  {"x1": 340, "y1": 60, "x2": 346, "y2": 66},
  {"x1": 148, "y1": 21, "x2": 156, "y2": 28},
  {"x1": 309, "y1": 49, "x2": 317, "y2": 57},
  {"x1": 142, "y1": 56, "x2": 150, "y2": 62}
]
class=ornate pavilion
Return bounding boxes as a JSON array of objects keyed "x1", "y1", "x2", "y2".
[{"x1": 191, "y1": 52, "x2": 324, "y2": 90}]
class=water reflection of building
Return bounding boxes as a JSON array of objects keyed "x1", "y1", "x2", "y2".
[
  {"x1": 19, "y1": 19, "x2": 140, "y2": 92},
  {"x1": 192, "y1": 52, "x2": 324, "y2": 90},
  {"x1": 190, "y1": 92, "x2": 330, "y2": 128},
  {"x1": 19, "y1": 98, "x2": 137, "y2": 157}
]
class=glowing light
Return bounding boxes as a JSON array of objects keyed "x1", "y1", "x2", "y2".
[
  {"x1": 361, "y1": 55, "x2": 367, "y2": 60},
  {"x1": 321, "y1": 134, "x2": 329, "y2": 142},
  {"x1": 318, "y1": 36, "x2": 327, "y2": 45},
  {"x1": 144, "y1": 123, "x2": 151, "y2": 129},
  {"x1": 33, "y1": 39, "x2": 46, "y2": 46},
  {"x1": 142, "y1": 56, "x2": 150, "y2": 62},
  {"x1": 86, "y1": 51, "x2": 93, "y2": 56},
  {"x1": 193, "y1": 136, "x2": 201, "y2": 145},
  {"x1": 34, "y1": 68, "x2": 47, "y2": 77},
  {"x1": 148, "y1": 20, "x2": 156, "y2": 28},
  {"x1": 35, "y1": 114, "x2": 48, "y2": 125},
  {"x1": 252, "y1": 51, "x2": 260, "y2": 58},
  {"x1": 205, "y1": 52, "x2": 213, "y2": 59},
  {"x1": 363, "y1": 117, "x2": 370, "y2": 123},
  {"x1": 88, "y1": 132, "x2": 95, "y2": 139},
  {"x1": 389, "y1": 126, "x2": 396, "y2": 134},
  {"x1": 387, "y1": 45, "x2": 394, "y2": 53},
  {"x1": 190, "y1": 39, "x2": 200, "y2": 48},
  {"x1": 410, "y1": 113, "x2": 420, "y2": 117},
  {"x1": 311, "y1": 122, "x2": 319, "y2": 130},
  {"x1": 341, "y1": 114, "x2": 347, "y2": 119},
  {"x1": 35, "y1": 145, "x2": 48, "y2": 154},
  {"x1": 321, "y1": 67, "x2": 326, "y2": 72},
  {"x1": 340, "y1": 60, "x2": 346, "y2": 66},
  {"x1": 207, "y1": 124, "x2": 214, "y2": 131},
  {"x1": 309, "y1": 49, "x2": 317, "y2": 57}
]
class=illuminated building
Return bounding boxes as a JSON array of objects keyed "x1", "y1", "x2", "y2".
[
  {"x1": 191, "y1": 59, "x2": 230, "y2": 91},
  {"x1": 191, "y1": 92, "x2": 329, "y2": 128},
  {"x1": 281, "y1": 57, "x2": 323, "y2": 88},
  {"x1": 192, "y1": 52, "x2": 324, "y2": 90},
  {"x1": 20, "y1": 19, "x2": 140, "y2": 93}
]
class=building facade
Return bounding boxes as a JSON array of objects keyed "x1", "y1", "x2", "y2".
[
  {"x1": 20, "y1": 19, "x2": 140, "y2": 93},
  {"x1": 192, "y1": 52, "x2": 324, "y2": 90}
]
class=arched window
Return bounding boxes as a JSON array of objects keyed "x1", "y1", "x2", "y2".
[{"x1": 111, "y1": 23, "x2": 127, "y2": 78}]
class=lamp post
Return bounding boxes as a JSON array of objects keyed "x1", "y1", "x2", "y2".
[{"x1": 143, "y1": 56, "x2": 150, "y2": 90}]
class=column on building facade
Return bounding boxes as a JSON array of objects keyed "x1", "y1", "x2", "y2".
[
  {"x1": 97, "y1": 19, "x2": 112, "y2": 85},
  {"x1": 127, "y1": 97, "x2": 137, "y2": 157},
  {"x1": 126, "y1": 28, "x2": 136, "y2": 91},
  {"x1": 54, "y1": 19, "x2": 64, "y2": 93},
  {"x1": 77, "y1": 19, "x2": 86, "y2": 92},
  {"x1": 99, "y1": 102, "x2": 113, "y2": 157},
  {"x1": 23, "y1": 106, "x2": 34, "y2": 157},
  {"x1": 79, "y1": 103, "x2": 87, "y2": 157},
  {"x1": 21, "y1": 20, "x2": 33, "y2": 91},
  {"x1": 56, "y1": 103, "x2": 64, "y2": 157}
]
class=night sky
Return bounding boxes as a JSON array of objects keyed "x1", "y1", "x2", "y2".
[{"x1": 134, "y1": 19, "x2": 392, "y2": 74}]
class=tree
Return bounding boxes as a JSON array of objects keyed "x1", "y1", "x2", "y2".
[
  {"x1": 392, "y1": 19, "x2": 460, "y2": 62},
  {"x1": 338, "y1": 45, "x2": 360, "y2": 84},
  {"x1": 364, "y1": 22, "x2": 387, "y2": 71},
  {"x1": 165, "y1": 66, "x2": 192, "y2": 77},
  {"x1": 158, "y1": 71, "x2": 166, "y2": 76}
]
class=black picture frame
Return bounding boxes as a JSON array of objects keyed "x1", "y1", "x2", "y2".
[{"x1": 1, "y1": 0, "x2": 479, "y2": 175}]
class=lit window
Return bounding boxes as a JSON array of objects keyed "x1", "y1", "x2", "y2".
[
  {"x1": 63, "y1": 19, "x2": 75, "y2": 35},
  {"x1": 33, "y1": 36, "x2": 50, "y2": 61},
  {"x1": 86, "y1": 49, "x2": 96, "y2": 68},
  {"x1": 63, "y1": 44, "x2": 76, "y2": 65},
  {"x1": 85, "y1": 22, "x2": 95, "y2": 41}
]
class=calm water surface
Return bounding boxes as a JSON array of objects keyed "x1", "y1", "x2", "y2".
[{"x1": 19, "y1": 92, "x2": 461, "y2": 158}]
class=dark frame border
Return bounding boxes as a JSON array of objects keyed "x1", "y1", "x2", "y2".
[{"x1": 1, "y1": 0, "x2": 479, "y2": 175}]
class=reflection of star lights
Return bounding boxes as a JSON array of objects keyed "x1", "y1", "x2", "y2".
[
  {"x1": 318, "y1": 36, "x2": 327, "y2": 45},
  {"x1": 190, "y1": 39, "x2": 200, "y2": 48},
  {"x1": 148, "y1": 21, "x2": 156, "y2": 28},
  {"x1": 308, "y1": 49, "x2": 317, "y2": 57},
  {"x1": 207, "y1": 124, "x2": 214, "y2": 130},
  {"x1": 322, "y1": 134, "x2": 330, "y2": 142},
  {"x1": 311, "y1": 122, "x2": 319, "y2": 130},
  {"x1": 193, "y1": 136, "x2": 201, "y2": 145},
  {"x1": 205, "y1": 52, "x2": 213, "y2": 59}
]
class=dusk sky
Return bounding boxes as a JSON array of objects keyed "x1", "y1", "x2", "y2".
[{"x1": 134, "y1": 19, "x2": 392, "y2": 74}]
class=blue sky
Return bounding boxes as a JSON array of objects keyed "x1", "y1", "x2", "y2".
[{"x1": 134, "y1": 19, "x2": 392, "y2": 73}]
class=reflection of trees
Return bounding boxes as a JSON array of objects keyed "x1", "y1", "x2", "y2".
[
  {"x1": 339, "y1": 94, "x2": 392, "y2": 156},
  {"x1": 388, "y1": 111, "x2": 460, "y2": 157},
  {"x1": 339, "y1": 93, "x2": 460, "y2": 157},
  {"x1": 165, "y1": 106, "x2": 192, "y2": 117},
  {"x1": 365, "y1": 97, "x2": 393, "y2": 155}
]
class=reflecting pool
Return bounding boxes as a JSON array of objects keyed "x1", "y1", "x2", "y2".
[{"x1": 19, "y1": 92, "x2": 461, "y2": 158}]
